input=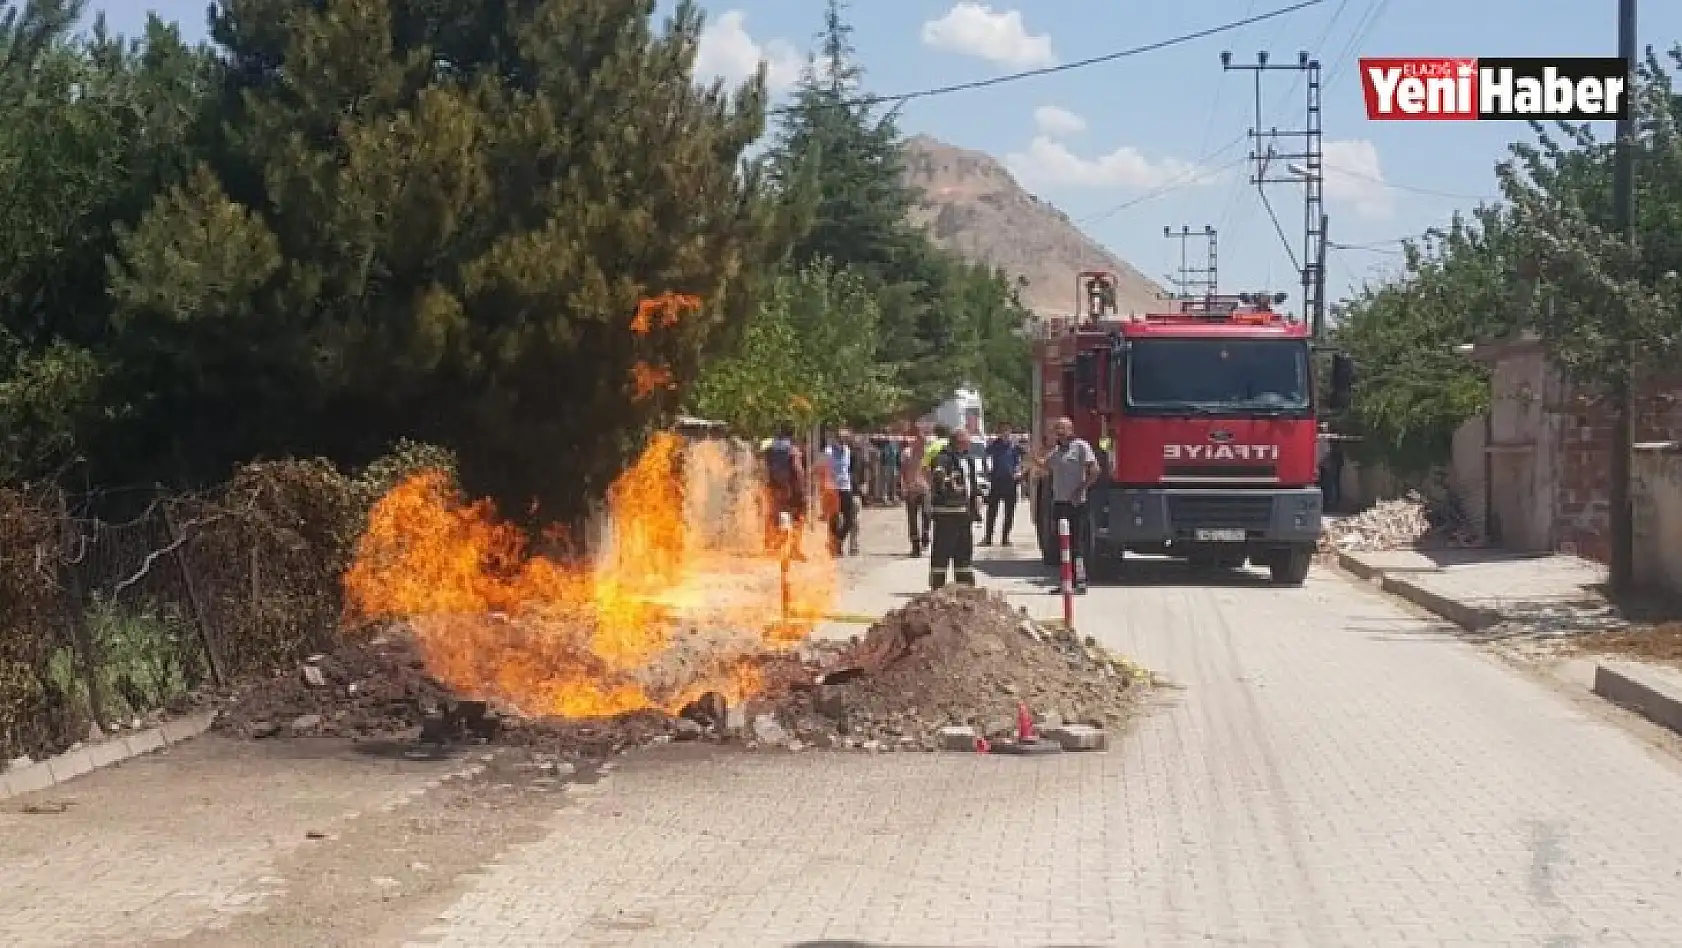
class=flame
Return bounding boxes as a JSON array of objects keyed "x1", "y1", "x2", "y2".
[
  {"x1": 629, "y1": 361, "x2": 675, "y2": 400},
  {"x1": 630, "y1": 292, "x2": 701, "y2": 334},
  {"x1": 342, "y1": 432, "x2": 838, "y2": 718}
]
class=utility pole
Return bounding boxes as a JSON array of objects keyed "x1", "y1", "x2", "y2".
[
  {"x1": 1222, "y1": 50, "x2": 1326, "y2": 337},
  {"x1": 1162, "y1": 225, "x2": 1218, "y2": 302},
  {"x1": 1608, "y1": 0, "x2": 1637, "y2": 592}
]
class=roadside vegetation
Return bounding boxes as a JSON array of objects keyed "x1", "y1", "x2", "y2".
[
  {"x1": 0, "y1": 0, "x2": 1032, "y2": 761},
  {"x1": 1334, "y1": 47, "x2": 1682, "y2": 478}
]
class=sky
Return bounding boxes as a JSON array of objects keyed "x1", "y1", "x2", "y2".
[{"x1": 94, "y1": 0, "x2": 1682, "y2": 313}]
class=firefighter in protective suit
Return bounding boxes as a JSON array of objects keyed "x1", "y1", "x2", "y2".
[{"x1": 927, "y1": 428, "x2": 982, "y2": 588}]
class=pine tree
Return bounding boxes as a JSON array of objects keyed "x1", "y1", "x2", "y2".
[{"x1": 108, "y1": 0, "x2": 780, "y2": 518}]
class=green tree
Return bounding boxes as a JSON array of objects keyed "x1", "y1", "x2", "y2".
[
  {"x1": 689, "y1": 260, "x2": 902, "y2": 431},
  {"x1": 100, "y1": 0, "x2": 781, "y2": 520},
  {"x1": 1493, "y1": 47, "x2": 1682, "y2": 589},
  {"x1": 1497, "y1": 48, "x2": 1682, "y2": 384},
  {"x1": 1333, "y1": 207, "x2": 1521, "y2": 475},
  {"x1": 762, "y1": 0, "x2": 1032, "y2": 414},
  {"x1": 0, "y1": 3, "x2": 211, "y2": 481}
]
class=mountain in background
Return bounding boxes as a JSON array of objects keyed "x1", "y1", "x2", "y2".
[{"x1": 901, "y1": 134, "x2": 1168, "y2": 318}]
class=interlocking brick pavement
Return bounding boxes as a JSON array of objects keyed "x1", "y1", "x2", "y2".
[
  {"x1": 0, "y1": 737, "x2": 479, "y2": 947},
  {"x1": 407, "y1": 511, "x2": 1682, "y2": 947}
]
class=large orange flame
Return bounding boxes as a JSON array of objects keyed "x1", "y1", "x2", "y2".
[{"x1": 342, "y1": 432, "x2": 838, "y2": 718}]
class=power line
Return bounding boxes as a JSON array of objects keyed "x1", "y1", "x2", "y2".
[
  {"x1": 1078, "y1": 148, "x2": 1249, "y2": 226},
  {"x1": 777, "y1": 0, "x2": 1326, "y2": 113},
  {"x1": 1262, "y1": 0, "x2": 1350, "y2": 123},
  {"x1": 1329, "y1": 240, "x2": 1404, "y2": 255},
  {"x1": 1330, "y1": 163, "x2": 1500, "y2": 201},
  {"x1": 1323, "y1": 0, "x2": 1390, "y2": 89}
]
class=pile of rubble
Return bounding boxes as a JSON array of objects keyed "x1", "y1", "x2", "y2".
[
  {"x1": 741, "y1": 586, "x2": 1148, "y2": 752},
  {"x1": 1320, "y1": 492, "x2": 1482, "y2": 554},
  {"x1": 213, "y1": 632, "x2": 735, "y2": 757},
  {"x1": 213, "y1": 588, "x2": 1149, "y2": 758}
]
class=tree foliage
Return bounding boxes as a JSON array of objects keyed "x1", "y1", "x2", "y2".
[
  {"x1": 688, "y1": 260, "x2": 902, "y2": 431},
  {"x1": 0, "y1": 0, "x2": 781, "y2": 522},
  {"x1": 1333, "y1": 208, "x2": 1520, "y2": 474},
  {"x1": 1497, "y1": 46, "x2": 1682, "y2": 385},
  {"x1": 1336, "y1": 46, "x2": 1682, "y2": 474},
  {"x1": 740, "y1": 0, "x2": 1033, "y2": 427},
  {"x1": 0, "y1": 0, "x2": 1036, "y2": 518}
]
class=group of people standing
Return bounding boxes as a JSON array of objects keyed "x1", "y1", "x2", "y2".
[{"x1": 761, "y1": 420, "x2": 1103, "y2": 592}]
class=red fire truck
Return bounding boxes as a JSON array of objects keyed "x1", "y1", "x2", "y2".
[{"x1": 1028, "y1": 271, "x2": 1352, "y2": 585}]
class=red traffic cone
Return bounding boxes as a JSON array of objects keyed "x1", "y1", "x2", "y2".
[{"x1": 1016, "y1": 701, "x2": 1037, "y2": 742}]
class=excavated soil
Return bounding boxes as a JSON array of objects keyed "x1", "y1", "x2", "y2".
[
  {"x1": 213, "y1": 589, "x2": 1149, "y2": 757},
  {"x1": 760, "y1": 586, "x2": 1149, "y2": 751}
]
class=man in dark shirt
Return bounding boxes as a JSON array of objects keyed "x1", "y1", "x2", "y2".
[{"x1": 980, "y1": 423, "x2": 1022, "y2": 546}]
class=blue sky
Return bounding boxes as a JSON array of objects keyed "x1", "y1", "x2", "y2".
[{"x1": 95, "y1": 0, "x2": 1680, "y2": 310}]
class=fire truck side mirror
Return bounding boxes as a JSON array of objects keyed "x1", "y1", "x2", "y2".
[{"x1": 1328, "y1": 353, "x2": 1355, "y2": 410}]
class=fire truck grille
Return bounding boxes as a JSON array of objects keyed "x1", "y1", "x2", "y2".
[{"x1": 1167, "y1": 494, "x2": 1274, "y2": 530}]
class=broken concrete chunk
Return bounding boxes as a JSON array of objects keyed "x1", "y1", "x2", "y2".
[
  {"x1": 1044, "y1": 724, "x2": 1108, "y2": 751},
  {"x1": 936, "y1": 725, "x2": 979, "y2": 751},
  {"x1": 302, "y1": 665, "x2": 328, "y2": 687},
  {"x1": 671, "y1": 718, "x2": 704, "y2": 741},
  {"x1": 289, "y1": 713, "x2": 323, "y2": 735},
  {"x1": 750, "y1": 713, "x2": 788, "y2": 746}
]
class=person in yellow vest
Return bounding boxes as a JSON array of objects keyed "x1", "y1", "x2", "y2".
[{"x1": 923, "y1": 424, "x2": 951, "y2": 472}]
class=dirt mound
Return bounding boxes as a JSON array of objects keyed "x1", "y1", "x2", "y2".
[
  {"x1": 766, "y1": 586, "x2": 1147, "y2": 751},
  {"x1": 212, "y1": 631, "x2": 708, "y2": 757},
  {"x1": 213, "y1": 632, "x2": 454, "y2": 740},
  {"x1": 211, "y1": 589, "x2": 1150, "y2": 758}
]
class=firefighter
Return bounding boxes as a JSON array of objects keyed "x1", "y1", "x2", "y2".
[{"x1": 927, "y1": 428, "x2": 982, "y2": 588}]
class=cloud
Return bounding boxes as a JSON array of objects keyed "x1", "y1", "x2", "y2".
[
  {"x1": 1005, "y1": 137, "x2": 1217, "y2": 191},
  {"x1": 1322, "y1": 139, "x2": 1394, "y2": 219},
  {"x1": 1033, "y1": 105, "x2": 1086, "y2": 137},
  {"x1": 694, "y1": 10, "x2": 803, "y2": 91},
  {"x1": 921, "y1": 3, "x2": 1055, "y2": 69}
]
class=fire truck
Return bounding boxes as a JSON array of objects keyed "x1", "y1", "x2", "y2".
[{"x1": 1028, "y1": 271, "x2": 1352, "y2": 585}]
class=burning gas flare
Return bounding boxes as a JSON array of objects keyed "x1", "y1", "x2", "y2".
[
  {"x1": 629, "y1": 292, "x2": 700, "y2": 334},
  {"x1": 342, "y1": 432, "x2": 838, "y2": 718},
  {"x1": 629, "y1": 362, "x2": 676, "y2": 400}
]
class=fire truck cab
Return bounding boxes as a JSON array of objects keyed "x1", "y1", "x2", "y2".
[{"x1": 1029, "y1": 272, "x2": 1352, "y2": 585}]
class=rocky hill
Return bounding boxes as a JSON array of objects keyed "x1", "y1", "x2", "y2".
[{"x1": 902, "y1": 134, "x2": 1167, "y2": 317}]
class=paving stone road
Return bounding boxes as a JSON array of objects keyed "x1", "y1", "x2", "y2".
[
  {"x1": 10, "y1": 507, "x2": 1682, "y2": 947},
  {"x1": 406, "y1": 509, "x2": 1682, "y2": 947}
]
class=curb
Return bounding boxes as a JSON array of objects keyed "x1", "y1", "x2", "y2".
[
  {"x1": 1333, "y1": 550, "x2": 1502, "y2": 632},
  {"x1": 1593, "y1": 661, "x2": 1682, "y2": 735},
  {"x1": 0, "y1": 710, "x2": 216, "y2": 803}
]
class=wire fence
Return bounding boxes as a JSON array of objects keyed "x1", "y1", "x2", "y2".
[{"x1": 0, "y1": 459, "x2": 375, "y2": 763}]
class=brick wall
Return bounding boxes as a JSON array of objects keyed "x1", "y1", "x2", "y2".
[{"x1": 1550, "y1": 374, "x2": 1682, "y2": 563}]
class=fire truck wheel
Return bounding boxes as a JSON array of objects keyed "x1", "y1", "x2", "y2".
[
  {"x1": 1268, "y1": 548, "x2": 1313, "y2": 586},
  {"x1": 1087, "y1": 542, "x2": 1122, "y2": 581}
]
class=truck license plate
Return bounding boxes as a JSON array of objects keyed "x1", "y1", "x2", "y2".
[{"x1": 1194, "y1": 528, "x2": 1246, "y2": 542}]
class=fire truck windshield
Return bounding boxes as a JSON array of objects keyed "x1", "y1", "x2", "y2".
[{"x1": 1125, "y1": 338, "x2": 1310, "y2": 415}]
